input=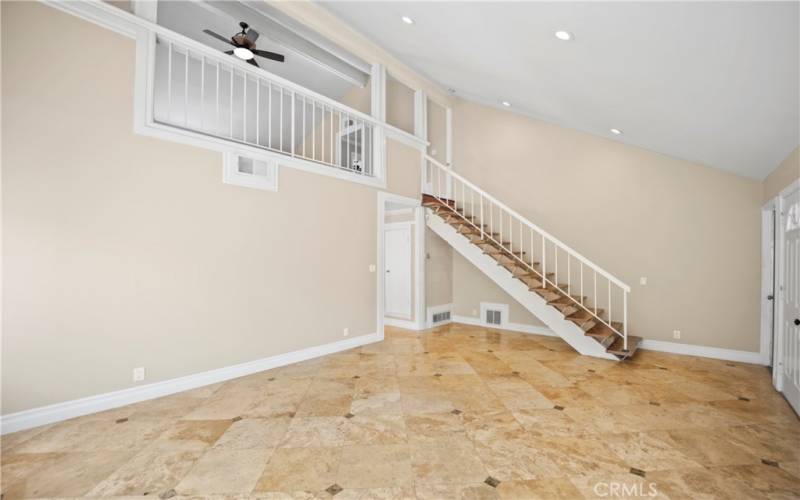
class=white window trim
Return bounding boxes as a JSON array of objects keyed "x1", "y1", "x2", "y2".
[{"x1": 222, "y1": 152, "x2": 279, "y2": 192}]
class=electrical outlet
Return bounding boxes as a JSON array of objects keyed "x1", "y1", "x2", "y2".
[
  {"x1": 472, "y1": 309, "x2": 478, "y2": 316},
  {"x1": 640, "y1": 277, "x2": 647, "y2": 285},
  {"x1": 369, "y1": 264, "x2": 376, "y2": 272},
  {"x1": 673, "y1": 330, "x2": 681, "y2": 340},
  {"x1": 343, "y1": 328, "x2": 350, "y2": 337},
  {"x1": 132, "y1": 367, "x2": 145, "y2": 382}
]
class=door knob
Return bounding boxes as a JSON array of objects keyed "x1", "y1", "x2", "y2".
[
  {"x1": 795, "y1": 319, "x2": 800, "y2": 326},
  {"x1": 386, "y1": 269, "x2": 391, "y2": 273},
  {"x1": 767, "y1": 295, "x2": 774, "y2": 300}
]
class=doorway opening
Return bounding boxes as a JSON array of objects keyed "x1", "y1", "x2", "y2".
[{"x1": 378, "y1": 192, "x2": 425, "y2": 333}]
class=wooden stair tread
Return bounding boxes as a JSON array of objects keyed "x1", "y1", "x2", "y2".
[
  {"x1": 427, "y1": 193, "x2": 639, "y2": 361},
  {"x1": 606, "y1": 335, "x2": 642, "y2": 358}
]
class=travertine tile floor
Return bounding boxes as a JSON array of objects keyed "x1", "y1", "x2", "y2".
[{"x1": 2, "y1": 324, "x2": 799, "y2": 499}]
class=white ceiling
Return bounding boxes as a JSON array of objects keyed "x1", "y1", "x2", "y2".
[
  {"x1": 322, "y1": 1, "x2": 800, "y2": 179},
  {"x1": 157, "y1": 1, "x2": 360, "y2": 102}
]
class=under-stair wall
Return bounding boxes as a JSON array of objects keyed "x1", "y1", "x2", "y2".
[{"x1": 450, "y1": 100, "x2": 763, "y2": 353}]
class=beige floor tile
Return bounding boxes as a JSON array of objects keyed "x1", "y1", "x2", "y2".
[
  {"x1": 410, "y1": 437, "x2": 488, "y2": 485},
  {"x1": 174, "y1": 447, "x2": 271, "y2": 495},
  {"x1": 157, "y1": 419, "x2": 233, "y2": 447},
  {"x1": 342, "y1": 414, "x2": 407, "y2": 445},
  {"x1": 1, "y1": 451, "x2": 133, "y2": 498},
  {"x1": 600, "y1": 432, "x2": 702, "y2": 472},
  {"x1": 654, "y1": 427, "x2": 762, "y2": 467},
  {"x1": 350, "y1": 392, "x2": 402, "y2": 415},
  {"x1": 568, "y1": 472, "x2": 667, "y2": 499},
  {"x1": 254, "y1": 447, "x2": 340, "y2": 492},
  {"x1": 86, "y1": 441, "x2": 204, "y2": 497},
  {"x1": 536, "y1": 435, "x2": 628, "y2": 477},
  {"x1": 279, "y1": 416, "x2": 350, "y2": 447},
  {"x1": 405, "y1": 412, "x2": 467, "y2": 440},
  {"x1": 335, "y1": 486, "x2": 416, "y2": 499},
  {"x1": 496, "y1": 477, "x2": 585, "y2": 499},
  {"x1": 336, "y1": 444, "x2": 413, "y2": 489},
  {"x1": 212, "y1": 417, "x2": 291, "y2": 450},
  {"x1": 472, "y1": 433, "x2": 563, "y2": 481},
  {"x1": 7, "y1": 324, "x2": 796, "y2": 498},
  {"x1": 414, "y1": 482, "x2": 500, "y2": 500}
]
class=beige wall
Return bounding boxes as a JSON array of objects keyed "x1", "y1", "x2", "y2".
[
  {"x1": 386, "y1": 77, "x2": 415, "y2": 135},
  {"x1": 452, "y1": 100, "x2": 763, "y2": 352},
  {"x1": 763, "y1": 146, "x2": 800, "y2": 203},
  {"x1": 427, "y1": 99, "x2": 447, "y2": 165},
  {"x1": 452, "y1": 253, "x2": 545, "y2": 328},
  {"x1": 425, "y1": 229, "x2": 452, "y2": 308},
  {"x1": 1, "y1": 2, "x2": 420, "y2": 414}
]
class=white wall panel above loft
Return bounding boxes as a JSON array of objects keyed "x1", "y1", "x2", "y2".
[{"x1": 323, "y1": 1, "x2": 800, "y2": 179}]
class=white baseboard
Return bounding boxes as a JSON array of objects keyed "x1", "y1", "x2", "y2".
[
  {"x1": 639, "y1": 339, "x2": 766, "y2": 365},
  {"x1": 0, "y1": 332, "x2": 380, "y2": 435},
  {"x1": 451, "y1": 317, "x2": 766, "y2": 365},
  {"x1": 384, "y1": 317, "x2": 422, "y2": 330},
  {"x1": 452, "y1": 315, "x2": 557, "y2": 337}
]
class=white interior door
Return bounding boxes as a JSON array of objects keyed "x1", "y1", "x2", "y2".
[
  {"x1": 778, "y1": 183, "x2": 800, "y2": 414},
  {"x1": 385, "y1": 226, "x2": 412, "y2": 319}
]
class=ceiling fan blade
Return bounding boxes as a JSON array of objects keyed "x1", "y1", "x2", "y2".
[
  {"x1": 247, "y1": 58, "x2": 260, "y2": 68},
  {"x1": 245, "y1": 28, "x2": 259, "y2": 43},
  {"x1": 203, "y1": 29, "x2": 234, "y2": 46},
  {"x1": 253, "y1": 49, "x2": 285, "y2": 63}
]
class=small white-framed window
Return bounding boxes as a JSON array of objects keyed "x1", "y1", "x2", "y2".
[{"x1": 222, "y1": 152, "x2": 278, "y2": 192}]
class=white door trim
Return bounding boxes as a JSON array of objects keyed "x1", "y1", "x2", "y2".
[
  {"x1": 761, "y1": 198, "x2": 777, "y2": 367},
  {"x1": 774, "y1": 179, "x2": 800, "y2": 394},
  {"x1": 377, "y1": 192, "x2": 423, "y2": 336}
]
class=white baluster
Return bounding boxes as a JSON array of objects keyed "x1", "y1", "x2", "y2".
[
  {"x1": 167, "y1": 42, "x2": 173, "y2": 122},
  {"x1": 200, "y1": 56, "x2": 205, "y2": 131},
  {"x1": 184, "y1": 48, "x2": 189, "y2": 127}
]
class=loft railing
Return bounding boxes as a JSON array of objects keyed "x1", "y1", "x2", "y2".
[
  {"x1": 423, "y1": 155, "x2": 631, "y2": 350},
  {"x1": 147, "y1": 31, "x2": 385, "y2": 178}
]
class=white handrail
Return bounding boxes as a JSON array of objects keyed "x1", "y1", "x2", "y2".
[{"x1": 424, "y1": 155, "x2": 630, "y2": 292}]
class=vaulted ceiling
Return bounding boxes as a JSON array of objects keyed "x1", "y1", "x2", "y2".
[{"x1": 322, "y1": 1, "x2": 799, "y2": 179}]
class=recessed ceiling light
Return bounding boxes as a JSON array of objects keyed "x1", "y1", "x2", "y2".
[
  {"x1": 610, "y1": 128, "x2": 623, "y2": 135},
  {"x1": 501, "y1": 101, "x2": 511, "y2": 107},
  {"x1": 401, "y1": 16, "x2": 414, "y2": 25},
  {"x1": 554, "y1": 30, "x2": 573, "y2": 41}
]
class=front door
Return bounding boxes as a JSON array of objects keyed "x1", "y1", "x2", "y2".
[
  {"x1": 778, "y1": 183, "x2": 800, "y2": 414},
  {"x1": 385, "y1": 226, "x2": 412, "y2": 319}
]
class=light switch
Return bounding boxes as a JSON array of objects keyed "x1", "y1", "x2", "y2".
[
  {"x1": 369, "y1": 264, "x2": 376, "y2": 272},
  {"x1": 640, "y1": 277, "x2": 647, "y2": 285}
]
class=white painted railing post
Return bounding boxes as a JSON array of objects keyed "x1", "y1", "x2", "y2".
[{"x1": 290, "y1": 91, "x2": 296, "y2": 157}]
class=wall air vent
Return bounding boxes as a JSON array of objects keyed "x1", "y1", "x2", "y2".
[
  {"x1": 427, "y1": 304, "x2": 453, "y2": 327},
  {"x1": 485, "y1": 309, "x2": 502, "y2": 325},
  {"x1": 432, "y1": 311, "x2": 451, "y2": 324},
  {"x1": 480, "y1": 302, "x2": 509, "y2": 328}
]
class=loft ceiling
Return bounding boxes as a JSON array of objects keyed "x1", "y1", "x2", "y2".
[{"x1": 322, "y1": 1, "x2": 800, "y2": 179}]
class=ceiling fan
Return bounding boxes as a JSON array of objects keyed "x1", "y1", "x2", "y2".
[{"x1": 203, "y1": 21, "x2": 285, "y2": 67}]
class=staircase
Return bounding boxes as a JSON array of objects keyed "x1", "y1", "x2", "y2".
[{"x1": 422, "y1": 156, "x2": 641, "y2": 360}]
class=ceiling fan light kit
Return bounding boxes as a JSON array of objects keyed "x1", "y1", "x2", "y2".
[{"x1": 203, "y1": 21, "x2": 285, "y2": 68}]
